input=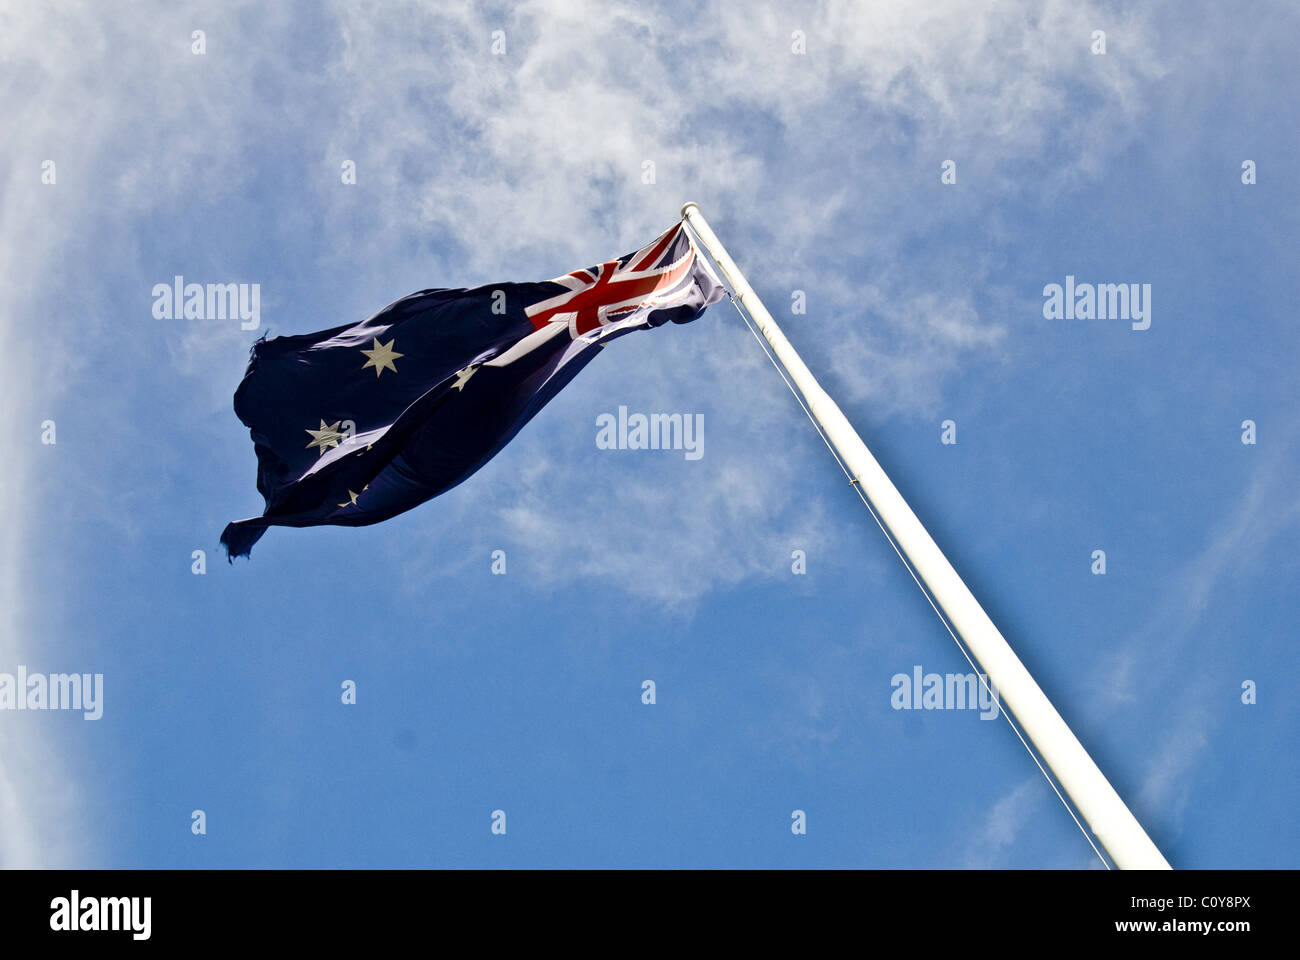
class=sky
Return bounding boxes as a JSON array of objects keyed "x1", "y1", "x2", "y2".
[{"x1": 1, "y1": 0, "x2": 1297, "y2": 869}]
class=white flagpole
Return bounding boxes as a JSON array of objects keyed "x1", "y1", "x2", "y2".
[{"x1": 681, "y1": 202, "x2": 1171, "y2": 870}]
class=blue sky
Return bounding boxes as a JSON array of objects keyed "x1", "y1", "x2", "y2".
[{"x1": 2, "y1": 0, "x2": 1296, "y2": 868}]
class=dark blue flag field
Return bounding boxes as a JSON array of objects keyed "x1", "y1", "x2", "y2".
[{"x1": 220, "y1": 221, "x2": 724, "y2": 558}]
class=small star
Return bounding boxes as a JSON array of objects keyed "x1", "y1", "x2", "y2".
[
  {"x1": 336, "y1": 483, "x2": 371, "y2": 508},
  {"x1": 361, "y1": 338, "x2": 404, "y2": 377},
  {"x1": 305, "y1": 420, "x2": 345, "y2": 456},
  {"x1": 336, "y1": 484, "x2": 369, "y2": 509},
  {"x1": 451, "y1": 364, "x2": 479, "y2": 391}
]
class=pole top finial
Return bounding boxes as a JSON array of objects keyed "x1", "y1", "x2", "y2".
[{"x1": 680, "y1": 201, "x2": 701, "y2": 220}]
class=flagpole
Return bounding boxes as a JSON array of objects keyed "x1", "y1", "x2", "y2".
[{"x1": 680, "y1": 202, "x2": 1171, "y2": 870}]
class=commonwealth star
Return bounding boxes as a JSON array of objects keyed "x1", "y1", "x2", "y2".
[{"x1": 361, "y1": 337, "x2": 404, "y2": 377}]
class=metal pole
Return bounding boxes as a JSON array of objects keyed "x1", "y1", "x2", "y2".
[{"x1": 681, "y1": 201, "x2": 1171, "y2": 870}]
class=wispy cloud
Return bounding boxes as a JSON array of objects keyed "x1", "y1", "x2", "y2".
[
  {"x1": 1094, "y1": 431, "x2": 1300, "y2": 835},
  {"x1": 0, "y1": 0, "x2": 1188, "y2": 864},
  {"x1": 308, "y1": 0, "x2": 1166, "y2": 601},
  {"x1": 963, "y1": 775, "x2": 1046, "y2": 868}
]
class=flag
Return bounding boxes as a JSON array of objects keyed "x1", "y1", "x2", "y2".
[{"x1": 220, "y1": 220, "x2": 725, "y2": 558}]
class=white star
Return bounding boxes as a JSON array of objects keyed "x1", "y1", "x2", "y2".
[
  {"x1": 361, "y1": 338, "x2": 404, "y2": 377},
  {"x1": 336, "y1": 484, "x2": 369, "y2": 509},
  {"x1": 305, "y1": 420, "x2": 345, "y2": 456},
  {"x1": 451, "y1": 364, "x2": 479, "y2": 391}
]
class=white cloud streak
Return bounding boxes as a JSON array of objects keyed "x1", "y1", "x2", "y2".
[{"x1": 0, "y1": 0, "x2": 1170, "y2": 859}]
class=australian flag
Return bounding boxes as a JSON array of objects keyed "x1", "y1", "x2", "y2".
[{"x1": 220, "y1": 220, "x2": 725, "y2": 558}]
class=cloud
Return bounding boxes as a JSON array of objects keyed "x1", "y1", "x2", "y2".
[
  {"x1": 963, "y1": 775, "x2": 1047, "y2": 867},
  {"x1": 1137, "y1": 713, "x2": 1211, "y2": 824},
  {"x1": 0, "y1": 0, "x2": 282, "y2": 868},
  {"x1": 1099, "y1": 433, "x2": 1300, "y2": 701},
  {"x1": 830, "y1": 291, "x2": 1007, "y2": 419},
  {"x1": 0, "y1": 117, "x2": 86, "y2": 870},
  {"x1": 389, "y1": 315, "x2": 843, "y2": 607},
  {"x1": 1094, "y1": 431, "x2": 1300, "y2": 836},
  {"x1": 308, "y1": 0, "x2": 1166, "y2": 599},
  {"x1": 0, "y1": 0, "x2": 1179, "y2": 861}
]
